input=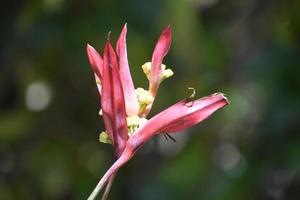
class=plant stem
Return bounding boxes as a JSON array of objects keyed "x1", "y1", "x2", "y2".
[
  {"x1": 87, "y1": 165, "x2": 117, "y2": 200},
  {"x1": 101, "y1": 172, "x2": 116, "y2": 200},
  {"x1": 87, "y1": 150, "x2": 131, "y2": 200}
]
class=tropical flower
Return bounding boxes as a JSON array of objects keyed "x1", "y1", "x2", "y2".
[{"x1": 86, "y1": 24, "x2": 229, "y2": 200}]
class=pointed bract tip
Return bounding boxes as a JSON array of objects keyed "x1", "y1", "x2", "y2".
[
  {"x1": 86, "y1": 43, "x2": 94, "y2": 51},
  {"x1": 214, "y1": 92, "x2": 230, "y2": 105},
  {"x1": 107, "y1": 31, "x2": 112, "y2": 41},
  {"x1": 159, "y1": 25, "x2": 172, "y2": 42},
  {"x1": 104, "y1": 34, "x2": 113, "y2": 49},
  {"x1": 121, "y1": 24, "x2": 127, "y2": 33},
  {"x1": 86, "y1": 43, "x2": 92, "y2": 50},
  {"x1": 163, "y1": 25, "x2": 172, "y2": 34},
  {"x1": 222, "y1": 93, "x2": 231, "y2": 105}
]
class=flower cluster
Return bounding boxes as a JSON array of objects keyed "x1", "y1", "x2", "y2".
[{"x1": 86, "y1": 24, "x2": 229, "y2": 200}]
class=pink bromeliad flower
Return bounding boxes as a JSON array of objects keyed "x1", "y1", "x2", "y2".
[{"x1": 86, "y1": 24, "x2": 229, "y2": 200}]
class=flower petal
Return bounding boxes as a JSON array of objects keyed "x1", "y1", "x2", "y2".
[
  {"x1": 149, "y1": 26, "x2": 172, "y2": 97},
  {"x1": 102, "y1": 39, "x2": 128, "y2": 157},
  {"x1": 86, "y1": 44, "x2": 103, "y2": 79},
  {"x1": 128, "y1": 93, "x2": 229, "y2": 150},
  {"x1": 116, "y1": 24, "x2": 139, "y2": 116}
]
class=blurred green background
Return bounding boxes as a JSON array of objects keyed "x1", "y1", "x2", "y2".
[{"x1": 1, "y1": 0, "x2": 300, "y2": 199}]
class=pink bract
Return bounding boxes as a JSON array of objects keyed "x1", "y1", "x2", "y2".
[{"x1": 86, "y1": 24, "x2": 229, "y2": 200}]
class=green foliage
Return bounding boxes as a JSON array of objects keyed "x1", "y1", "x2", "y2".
[{"x1": 1, "y1": 0, "x2": 300, "y2": 199}]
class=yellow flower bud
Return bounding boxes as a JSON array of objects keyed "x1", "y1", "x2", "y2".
[
  {"x1": 99, "y1": 131, "x2": 112, "y2": 144},
  {"x1": 141, "y1": 62, "x2": 174, "y2": 81}
]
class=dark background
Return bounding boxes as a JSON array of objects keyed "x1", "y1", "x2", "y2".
[{"x1": 1, "y1": 0, "x2": 300, "y2": 199}]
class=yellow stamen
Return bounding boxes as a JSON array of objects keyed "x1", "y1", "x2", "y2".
[
  {"x1": 135, "y1": 87, "x2": 154, "y2": 114},
  {"x1": 99, "y1": 116, "x2": 148, "y2": 144}
]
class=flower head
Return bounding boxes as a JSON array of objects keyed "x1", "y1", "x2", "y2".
[{"x1": 86, "y1": 24, "x2": 229, "y2": 200}]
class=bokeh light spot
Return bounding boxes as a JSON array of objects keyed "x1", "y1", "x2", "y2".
[
  {"x1": 25, "y1": 81, "x2": 52, "y2": 112},
  {"x1": 213, "y1": 142, "x2": 241, "y2": 172}
]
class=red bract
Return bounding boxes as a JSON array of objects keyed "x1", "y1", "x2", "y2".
[
  {"x1": 86, "y1": 24, "x2": 229, "y2": 200},
  {"x1": 86, "y1": 44, "x2": 103, "y2": 79},
  {"x1": 116, "y1": 24, "x2": 139, "y2": 116},
  {"x1": 149, "y1": 25, "x2": 172, "y2": 97},
  {"x1": 102, "y1": 40, "x2": 128, "y2": 157},
  {"x1": 86, "y1": 44, "x2": 103, "y2": 95}
]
